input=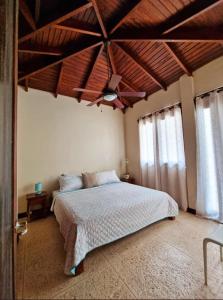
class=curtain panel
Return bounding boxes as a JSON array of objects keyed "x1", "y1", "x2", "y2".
[
  {"x1": 196, "y1": 91, "x2": 223, "y2": 222},
  {"x1": 139, "y1": 106, "x2": 188, "y2": 211}
]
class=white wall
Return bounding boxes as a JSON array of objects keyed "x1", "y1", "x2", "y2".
[
  {"x1": 125, "y1": 56, "x2": 223, "y2": 209},
  {"x1": 18, "y1": 88, "x2": 125, "y2": 213}
]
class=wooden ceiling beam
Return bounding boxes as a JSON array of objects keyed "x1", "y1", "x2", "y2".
[
  {"x1": 111, "y1": 28, "x2": 223, "y2": 42},
  {"x1": 55, "y1": 62, "x2": 64, "y2": 98},
  {"x1": 115, "y1": 43, "x2": 166, "y2": 90},
  {"x1": 18, "y1": 41, "x2": 103, "y2": 81},
  {"x1": 19, "y1": 0, "x2": 36, "y2": 31},
  {"x1": 162, "y1": 42, "x2": 192, "y2": 76},
  {"x1": 107, "y1": 44, "x2": 132, "y2": 108},
  {"x1": 91, "y1": 0, "x2": 108, "y2": 38},
  {"x1": 35, "y1": 0, "x2": 40, "y2": 23},
  {"x1": 19, "y1": 2, "x2": 93, "y2": 44},
  {"x1": 53, "y1": 24, "x2": 101, "y2": 37},
  {"x1": 18, "y1": 45, "x2": 63, "y2": 56},
  {"x1": 161, "y1": 0, "x2": 223, "y2": 34},
  {"x1": 25, "y1": 78, "x2": 29, "y2": 92},
  {"x1": 109, "y1": 0, "x2": 143, "y2": 34},
  {"x1": 79, "y1": 44, "x2": 104, "y2": 101}
]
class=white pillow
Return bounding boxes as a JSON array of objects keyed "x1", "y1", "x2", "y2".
[
  {"x1": 96, "y1": 170, "x2": 120, "y2": 186},
  {"x1": 59, "y1": 175, "x2": 83, "y2": 192}
]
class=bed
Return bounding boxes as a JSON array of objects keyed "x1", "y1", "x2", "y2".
[{"x1": 51, "y1": 182, "x2": 178, "y2": 275}]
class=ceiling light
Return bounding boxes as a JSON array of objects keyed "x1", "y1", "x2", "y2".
[{"x1": 103, "y1": 92, "x2": 117, "y2": 101}]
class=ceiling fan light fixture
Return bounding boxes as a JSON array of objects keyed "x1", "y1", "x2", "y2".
[{"x1": 103, "y1": 92, "x2": 117, "y2": 101}]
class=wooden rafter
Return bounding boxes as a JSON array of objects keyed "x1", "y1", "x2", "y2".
[
  {"x1": 91, "y1": 0, "x2": 108, "y2": 38},
  {"x1": 79, "y1": 44, "x2": 104, "y2": 101},
  {"x1": 18, "y1": 45, "x2": 63, "y2": 56},
  {"x1": 162, "y1": 43, "x2": 192, "y2": 76},
  {"x1": 111, "y1": 28, "x2": 223, "y2": 42},
  {"x1": 109, "y1": 0, "x2": 143, "y2": 34},
  {"x1": 115, "y1": 43, "x2": 166, "y2": 90},
  {"x1": 25, "y1": 78, "x2": 29, "y2": 92},
  {"x1": 55, "y1": 62, "x2": 64, "y2": 98},
  {"x1": 19, "y1": 41, "x2": 103, "y2": 81},
  {"x1": 19, "y1": 2, "x2": 93, "y2": 43},
  {"x1": 161, "y1": 0, "x2": 223, "y2": 34},
  {"x1": 19, "y1": 0, "x2": 36, "y2": 31},
  {"x1": 53, "y1": 24, "x2": 102, "y2": 37},
  {"x1": 35, "y1": 0, "x2": 40, "y2": 23},
  {"x1": 107, "y1": 43, "x2": 131, "y2": 108}
]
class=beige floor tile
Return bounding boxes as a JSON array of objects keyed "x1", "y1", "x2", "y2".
[{"x1": 51, "y1": 264, "x2": 136, "y2": 299}]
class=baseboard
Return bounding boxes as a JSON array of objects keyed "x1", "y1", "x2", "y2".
[
  {"x1": 187, "y1": 207, "x2": 196, "y2": 214},
  {"x1": 18, "y1": 212, "x2": 27, "y2": 219}
]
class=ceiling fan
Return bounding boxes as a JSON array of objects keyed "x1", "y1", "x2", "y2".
[
  {"x1": 73, "y1": 41, "x2": 146, "y2": 109},
  {"x1": 73, "y1": 74, "x2": 146, "y2": 108}
]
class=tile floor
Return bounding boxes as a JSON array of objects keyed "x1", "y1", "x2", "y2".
[{"x1": 17, "y1": 212, "x2": 223, "y2": 299}]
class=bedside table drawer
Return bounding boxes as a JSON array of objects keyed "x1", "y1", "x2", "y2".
[{"x1": 28, "y1": 197, "x2": 45, "y2": 206}]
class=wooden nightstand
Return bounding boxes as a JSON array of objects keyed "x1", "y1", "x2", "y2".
[
  {"x1": 120, "y1": 177, "x2": 135, "y2": 184},
  {"x1": 26, "y1": 191, "x2": 48, "y2": 222}
]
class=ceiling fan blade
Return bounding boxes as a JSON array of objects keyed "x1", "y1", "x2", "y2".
[
  {"x1": 73, "y1": 88, "x2": 102, "y2": 94},
  {"x1": 108, "y1": 74, "x2": 122, "y2": 90},
  {"x1": 118, "y1": 91, "x2": 146, "y2": 98},
  {"x1": 87, "y1": 96, "x2": 104, "y2": 107},
  {"x1": 113, "y1": 99, "x2": 125, "y2": 109}
]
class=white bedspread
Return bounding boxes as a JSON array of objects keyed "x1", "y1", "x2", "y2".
[{"x1": 51, "y1": 182, "x2": 178, "y2": 275}]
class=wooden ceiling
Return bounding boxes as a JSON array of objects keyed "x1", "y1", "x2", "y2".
[{"x1": 18, "y1": 0, "x2": 223, "y2": 110}]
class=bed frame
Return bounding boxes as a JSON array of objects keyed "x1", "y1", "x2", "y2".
[{"x1": 74, "y1": 216, "x2": 176, "y2": 276}]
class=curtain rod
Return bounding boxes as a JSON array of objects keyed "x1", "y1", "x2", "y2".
[
  {"x1": 137, "y1": 102, "x2": 181, "y2": 123},
  {"x1": 194, "y1": 85, "x2": 223, "y2": 100}
]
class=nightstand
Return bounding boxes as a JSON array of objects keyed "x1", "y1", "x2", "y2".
[
  {"x1": 120, "y1": 177, "x2": 135, "y2": 184},
  {"x1": 26, "y1": 191, "x2": 48, "y2": 222}
]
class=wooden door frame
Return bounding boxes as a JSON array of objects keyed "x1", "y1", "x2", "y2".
[{"x1": 0, "y1": 0, "x2": 18, "y2": 299}]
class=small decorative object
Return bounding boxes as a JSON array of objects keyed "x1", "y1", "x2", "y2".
[
  {"x1": 123, "y1": 174, "x2": 130, "y2": 180},
  {"x1": 122, "y1": 158, "x2": 130, "y2": 179},
  {"x1": 35, "y1": 182, "x2": 42, "y2": 194}
]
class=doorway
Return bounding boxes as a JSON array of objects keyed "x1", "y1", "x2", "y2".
[{"x1": 0, "y1": 1, "x2": 18, "y2": 299}]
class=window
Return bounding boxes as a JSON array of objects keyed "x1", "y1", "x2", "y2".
[
  {"x1": 139, "y1": 105, "x2": 187, "y2": 210},
  {"x1": 196, "y1": 91, "x2": 223, "y2": 222}
]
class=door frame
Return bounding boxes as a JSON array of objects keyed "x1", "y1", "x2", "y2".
[{"x1": 0, "y1": 0, "x2": 18, "y2": 299}]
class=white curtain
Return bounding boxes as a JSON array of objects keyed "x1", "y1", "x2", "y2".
[
  {"x1": 139, "y1": 105, "x2": 188, "y2": 210},
  {"x1": 196, "y1": 91, "x2": 223, "y2": 222}
]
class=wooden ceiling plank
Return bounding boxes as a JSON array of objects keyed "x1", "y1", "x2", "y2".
[
  {"x1": 53, "y1": 24, "x2": 102, "y2": 37},
  {"x1": 91, "y1": 0, "x2": 108, "y2": 38},
  {"x1": 18, "y1": 45, "x2": 63, "y2": 56},
  {"x1": 116, "y1": 43, "x2": 166, "y2": 90},
  {"x1": 109, "y1": 0, "x2": 143, "y2": 34},
  {"x1": 121, "y1": 79, "x2": 138, "y2": 92},
  {"x1": 19, "y1": 2, "x2": 93, "y2": 44},
  {"x1": 108, "y1": 43, "x2": 131, "y2": 108},
  {"x1": 80, "y1": 44, "x2": 104, "y2": 101},
  {"x1": 162, "y1": 42, "x2": 192, "y2": 76},
  {"x1": 162, "y1": 0, "x2": 223, "y2": 34},
  {"x1": 19, "y1": 41, "x2": 103, "y2": 81},
  {"x1": 55, "y1": 62, "x2": 64, "y2": 98},
  {"x1": 19, "y1": 0, "x2": 36, "y2": 31}
]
